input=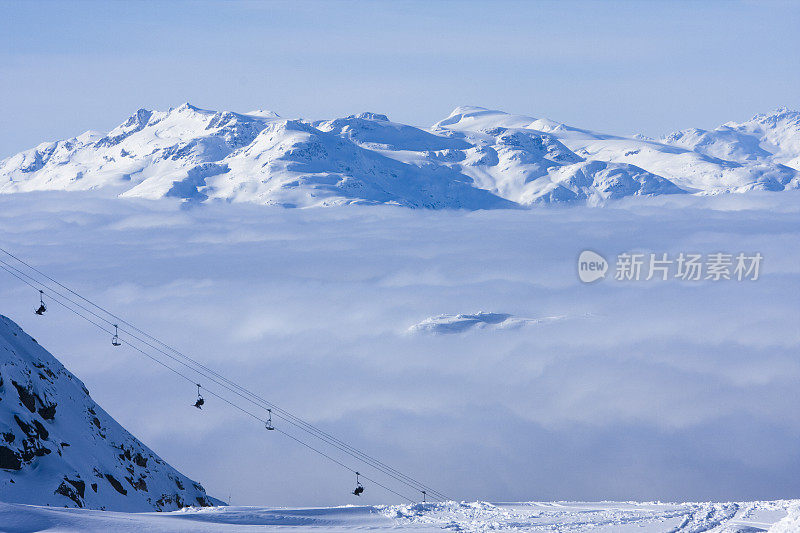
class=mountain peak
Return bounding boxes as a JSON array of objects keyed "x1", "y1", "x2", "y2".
[
  {"x1": 122, "y1": 108, "x2": 153, "y2": 128},
  {"x1": 166, "y1": 102, "x2": 216, "y2": 118},
  {"x1": 447, "y1": 105, "x2": 493, "y2": 117},
  {"x1": 769, "y1": 106, "x2": 798, "y2": 116},
  {"x1": 352, "y1": 112, "x2": 389, "y2": 122},
  {"x1": 245, "y1": 109, "x2": 280, "y2": 119}
]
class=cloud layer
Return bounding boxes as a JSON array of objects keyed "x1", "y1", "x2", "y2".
[{"x1": 0, "y1": 191, "x2": 798, "y2": 505}]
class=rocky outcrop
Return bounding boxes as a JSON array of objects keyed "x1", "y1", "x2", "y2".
[{"x1": 0, "y1": 314, "x2": 222, "y2": 511}]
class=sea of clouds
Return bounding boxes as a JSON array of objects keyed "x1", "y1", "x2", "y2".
[{"x1": 0, "y1": 191, "x2": 798, "y2": 506}]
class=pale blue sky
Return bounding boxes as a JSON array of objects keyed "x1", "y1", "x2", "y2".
[{"x1": 1, "y1": 0, "x2": 799, "y2": 158}]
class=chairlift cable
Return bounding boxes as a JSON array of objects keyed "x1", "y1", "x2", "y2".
[
  {"x1": 0, "y1": 252, "x2": 447, "y2": 500},
  {"x1": 0, "y1": 267, "x2": 418, "y2": 502},
  {"x1": 0, "y1": 250, "x2": 448, "y2": 501},
  {"x1": 0, "y1": 260, "x2": 445, "y2": 500},
  {"x1": 3, "y1": 258, "x2": 439, "y2": 500},
  {"x1": 0, "y1": 259, "x2": 435, "y2": 503}
]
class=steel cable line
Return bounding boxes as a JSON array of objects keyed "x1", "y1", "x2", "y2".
[
  {"x1": 0, "y1": 256, "x2": 444, "y2": 501},
  {"x1": 119, "y1": 342, "x2": 418, "y2": 504},
  {"x1": 0, "y1": 263, "x2": 196, "y2": 385},
  {"x1": 0, "y1": 254, "x2": 445, "y2": 502},
  {"x1": 0, "y1": 249, "x2": 448, "y2": 500},
  {"x1": 0, "y1": 247, "x2": 448, "y2": 501},
  {"x1": 0, "y1": 262, "x2": 418, "y2": 503}
]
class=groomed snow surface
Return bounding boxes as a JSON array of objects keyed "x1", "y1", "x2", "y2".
[{"x1": 1, "y1": 499, "x2": 798, "y2": 532}]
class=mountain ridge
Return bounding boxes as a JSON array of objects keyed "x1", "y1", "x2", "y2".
[{"x1": 1, "y1": 104, "x2": 797, "y2": 208}]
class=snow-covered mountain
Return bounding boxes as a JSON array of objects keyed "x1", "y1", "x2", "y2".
[
  {"x1": 1, "y1": 104, "x2": 798, "y2": 208},
  {"x1": 436, "y1": 106, "x2": 800, "y2": 195},
  {"x1": 0, "y1": 314, "x2": 220, "y2": 511},
  {"x1": 662, "y1": 106, "x2": 800, "y2": 180}
]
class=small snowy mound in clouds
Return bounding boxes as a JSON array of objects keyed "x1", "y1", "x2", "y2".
[
  {"x1": 0, "y1": 315, "x2": 220, "y2": 511},
  {"x1": 409, "y1": 312, "x2": 565, "y2": 334}
]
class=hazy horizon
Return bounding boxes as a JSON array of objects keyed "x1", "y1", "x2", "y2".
[{"x1": 2, "y1": 0, "x2": 799, "y2": 158}]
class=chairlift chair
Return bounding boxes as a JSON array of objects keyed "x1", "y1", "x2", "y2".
[
  {"x1": 193, "y1": 384, "x2": 205, "y2": 409},
  {"x1": 111, "y1": 324, "x2": 122, "y2": 346},
  {"x1": 265, "y1": 409, "x2": 275, "y2": 430},
  {"x1": 352, "y1": 472, "x2": 364, "y2": 496},
  {"x1": 34, "y1": 290, "x2": 46, "y2": 315}
]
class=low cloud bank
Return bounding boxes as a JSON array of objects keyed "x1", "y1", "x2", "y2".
[{"x1": 0, "y1": 191, "x2": 797, "y2": 505}]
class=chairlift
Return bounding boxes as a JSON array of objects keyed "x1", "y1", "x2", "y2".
[
  {"x1": 265, "y1": 409, "x2": 275, "y2": 430},
  {"x1": 352, "y1": 472, "x2": 364, "y2": 496},
  {"x1": 34, "y1": 290, "x2": 46, "y2": 315},
  {"x1": 111, "y1": 324, "x2": 122, "y2": 346},
  {"x1": 193, "y1": 384, "x2": 205, "y2": 409}
]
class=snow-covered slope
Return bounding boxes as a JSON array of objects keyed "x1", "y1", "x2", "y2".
[
  {"x1": 1, "y1": 104, "x2": 798, "y2": 207},
  {"x1": 207, "y1": 117, "x2": 513, "y2": 209},
  {"x1": 436, "y1": 106, "x2": 800, "y2": 195},
  {"x1": 0, "y1": 314, "x2": 220, "y2": 511},
  {"x1": 0, "y1": 499, "x2": 796, "y2": 532},
  {"x1": 663, "y1": 106, "x2": 800, "y2": 173},
  {"x1": 0, "y1": 105, "x2": 511, "y2": 209},
  {"x1": 431, "y1": 107, "x2": 686, "y2": 203}
]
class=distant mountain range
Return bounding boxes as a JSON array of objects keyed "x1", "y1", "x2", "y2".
[
  {"x1": 0, "y1": 315, "x2": 221, "y2": 511},
  {"x1": 1, "y1": 104, "x2": 798, "y2": 208}
]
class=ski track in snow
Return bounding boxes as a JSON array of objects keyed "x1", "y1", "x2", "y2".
[{"x1": 0, "y1": 499, "x2": 796, "y2": 532}]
